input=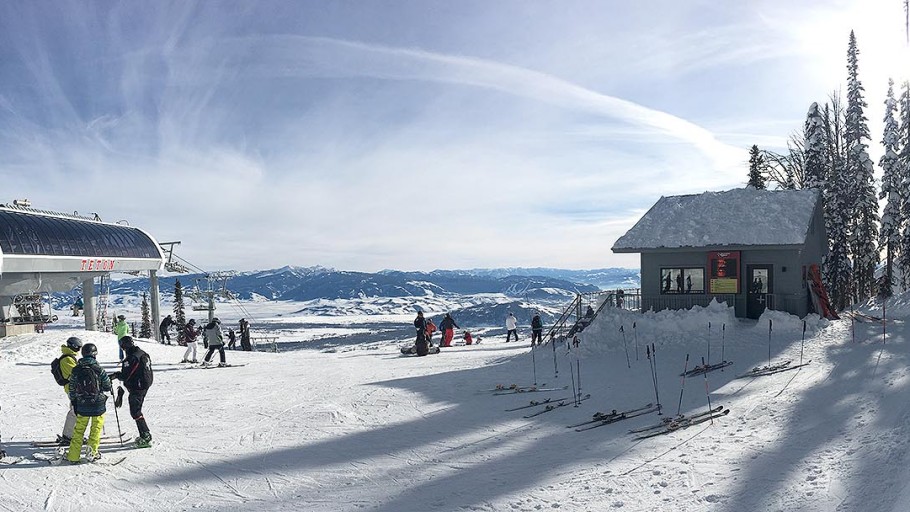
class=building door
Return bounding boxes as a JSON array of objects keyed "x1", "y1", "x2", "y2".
[{"x1": 746, "y1": 265, "x2": 772, "y2": 319}]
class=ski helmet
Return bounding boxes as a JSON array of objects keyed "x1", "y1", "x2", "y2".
[
  {"x1": 81, "y1": 343, "x2": 98, "y2": 357},
  {"x1": 119, "y1": 336, "x2": 135, "y2": 350},
  {"x1": 65, "y1": 336, "x2": 83, "y2": 350}
]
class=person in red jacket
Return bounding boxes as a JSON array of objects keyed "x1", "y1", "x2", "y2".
[{"x1": 425, "y1": 319, "x2": 437, "y2": 345}]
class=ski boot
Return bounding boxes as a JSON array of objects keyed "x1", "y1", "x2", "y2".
[{"x1": 135, "y1": 433, "x2": 152, "y2": 449}]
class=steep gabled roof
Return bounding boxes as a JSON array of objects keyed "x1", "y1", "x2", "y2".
[{"x1": 612, "y1": 188, "x2": 820, "y2": 252}]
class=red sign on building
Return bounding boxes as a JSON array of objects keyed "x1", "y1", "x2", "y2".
[{"x1": 708, "y1": 251, "x2": 740, "y2": 294}]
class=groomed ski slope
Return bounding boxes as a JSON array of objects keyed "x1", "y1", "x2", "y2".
[{"x1": 2, "y1": 296, "x2": 910, "y2": 512}]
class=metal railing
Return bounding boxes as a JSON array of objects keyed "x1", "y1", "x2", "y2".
[{"x1": 545, "y1": 288, "x2": 641, "y2": 344}]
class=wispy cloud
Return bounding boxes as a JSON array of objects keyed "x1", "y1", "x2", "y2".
[{"x1": 0, "y1": 1, "x2": 887, "y2": 272}]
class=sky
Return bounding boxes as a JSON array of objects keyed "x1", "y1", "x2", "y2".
[{"x1": 0, "y1": 0, "x2": 907, "y2": 273}]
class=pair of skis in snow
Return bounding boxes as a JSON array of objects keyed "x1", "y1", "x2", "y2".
[
  {"x1": 491, "y1": 385, "x2": 568, "y2": 396},
  {"x1": 569, "y1": 402, "x2": 660, "y2": 431},
  {"x1": 632, "y1": 406, "x2": 730, "y2": 439},
  {"x1": 735, "y1": 360, "x2": 811, "y2": 379},
  {"x1": 521, "y1": 394, "x2": 592, "y2": 418},
  {"x1": 680, "y1": 360, "x2": 733, "y2": 377},
  {"x1": 504, "y1": 396, "x2": 572, "y2": 411}
]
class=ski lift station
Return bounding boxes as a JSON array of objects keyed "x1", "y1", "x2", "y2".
[
  {"x1": 612, "y1": 188, "x2": 830, "y2": 320},
  {"x1": 0, "y1": 200, "x2": 166, "y2": 338}
]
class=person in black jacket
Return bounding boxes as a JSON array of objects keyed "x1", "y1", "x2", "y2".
[
  {"x1": 110, "y1": 336, "x2": 154, "y2": 448},
  {"x1": 439, "y1": 313, "x2": 459, "y2": 347},
  {"x1": 531, "y1": 314, "x2": 543, "y2": 346},
  {"x1": 413, "y1": 311, "x2": 429, "y2": 356},
  {"x1": 159, "y1": 314, "x2": 176, "y2": 345}
]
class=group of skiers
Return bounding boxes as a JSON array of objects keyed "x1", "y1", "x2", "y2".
[
  {"x1": 36, "y1": 313, "x2": 258, "y2": 463},
  {"x1": 408, "y1": 310, "x2": 546, "y2": 356},
  {"x1": 54, "y1": 334, "x2": 154, "y2": 463},
  {"x1": 179, "y1": 317, "x2": 243, "y2": 366},
  {"x1": 159, "y1": 314, "x2": 253, "y2": 352}
]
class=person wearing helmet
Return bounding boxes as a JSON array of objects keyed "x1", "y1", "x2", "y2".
[
  {"x1": 202, "y1": 318, "x2": 227, "y2": 367},
  {"x1": 55, "y1": 336, "x2": 82, "y2": 445},
  {"x1": 110, "y1": 336, "x2": 154, "y2": 448},
  {"x1": 113, "y1": 315, "x2": 129, "y2": 359},
  {"x1": 181, "y1": 319, "x2": 200, "y2": 363},
  {"x1": 66, "y1": 343, "x2": 112, "y2": 463}
]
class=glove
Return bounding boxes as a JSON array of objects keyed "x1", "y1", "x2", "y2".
[
  {"x1": 110, "y1": 371, "x2": 121, "y2": 381},
  {"x1": 114, "y1": 387, "x2": 124, "y2": 408}
]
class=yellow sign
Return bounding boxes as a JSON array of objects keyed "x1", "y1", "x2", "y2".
[{"x1": 710, "y1": 278, "x2": 738, "y2": 294}]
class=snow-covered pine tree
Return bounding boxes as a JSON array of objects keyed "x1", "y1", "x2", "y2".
[
  {"x1": 843, "y1": 31, "x2": 879, "y2": 301},
  {"x1": 879, "y1": 79, "x2": 902, "y2": 298},
  {"x1": 803, "y1": 102, "x2": 828, "y2": 190},
  {"x1": 747, "y1": 145, "x2": 766, "y2": 189},
  {"x1": 140, "y1": 292, "x2": 152, "y2": 338},
  {"x1": 898, "y1": 81, "x2": 910, "y2": 290},
  {"x1": 822, "y1": 98, "x2": 853, "y2": 310},
  {"x1": 174, "y1": 279, "x2": 187, "y2": 344}
]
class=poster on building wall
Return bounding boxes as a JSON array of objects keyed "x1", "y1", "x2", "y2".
[{"x1": 708, "y1": 251, "x2": 740, "y2": 294}]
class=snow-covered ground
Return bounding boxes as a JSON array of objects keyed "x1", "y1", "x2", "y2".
[{"x1": 2, "y1": 296, "x2": 909, "y2": 511}]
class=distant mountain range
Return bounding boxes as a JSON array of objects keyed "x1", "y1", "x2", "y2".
[
  {"x1": 106, "y1": 265, "x2": 639, "y2": 302},
  {"x1": 52, "y1": 266, "x2": 640, "y2": 326}
]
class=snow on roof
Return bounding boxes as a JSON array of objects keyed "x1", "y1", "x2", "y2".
[{"x1": 612, "y1": 187, "x2": 820, "y2": 252}]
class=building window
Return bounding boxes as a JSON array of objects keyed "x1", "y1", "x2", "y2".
[{"x1": 660, "y1": 268, "x2": 705, "y2": 294}]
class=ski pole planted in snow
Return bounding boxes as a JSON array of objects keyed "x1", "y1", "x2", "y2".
[
  {"x1": 569, "y1": 358, "x2": 578, "y2": 406},
  {"x1": 768, "y1": 319, "x2": 773, "y2": 367},
  {"x1": 721, "y1": 324, "x2": 726, "y2": 369},
  {"x1": 531, "y1": 341, "x2": 538, "y2": 386},
  {"x1": 706, "y1": 322, "x2": 711, "y2": 366},
  {"x1": 111, "y1": 387, "x2": 124, "y2": 447},
  {"x1": 576, "y1": 358, "x2": 582, "y2": 403},
  {"x1": 552, "y1": 334, "x2": 559, "y2": 379},
  {"x1": 702, "y1": 356, "x2": 714, "y2": 423},
  {"x1": 800, "y1": 320, "x2": 806, "y2": 366},
  {"x1": 677, "y1": 353, "x2": 689, "y2": 416},
  {"x1": 651, "y1": 343, "x2": 661, "y2": 414},
  {"x1": 621, "y1": 325, "x2": 631, "y2": 369}
]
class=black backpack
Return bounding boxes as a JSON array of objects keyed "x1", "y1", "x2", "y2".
[
  {"x1": 50, "y1": 354, "x2": 75, "y2": 386},
  {"x1": 71, "y1": 364, "x2": 102, "y2": 402}
]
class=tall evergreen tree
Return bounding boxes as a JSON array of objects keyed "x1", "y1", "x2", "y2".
[
  {"x1": 747, "y1": 145, "x2": 766, "y2": 189},
  {"x1": 174, "y1": 279, "x2": 187, "y2": 344},
  {"x1": 897, "y1": 81, "x2": 910, "y2": 289},
  {"x1": 879, "y1": 79, "x2": 902, "y2": 298},
  {"x1": 843, "y1": 31, "x2": 879, "y2": 301},
  {"x1": 140, "y1": 292, "x2": 152, "y2": 338},
  {"x1": 822, "y1": 98, "x2": 853, "y2": 310},
  {"x1": 803, "y1": 102, "x2": 829, "y2": 190}
]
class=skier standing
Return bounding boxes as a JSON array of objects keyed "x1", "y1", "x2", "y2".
[
  {"x1": 439, "y1": 313, "x2": 459, "y2": 348},
  {"x1": 113, "y1": 314, "x2": 129, "y2": 360},
  {"x1": 531, "y1": 314, "x2": 543, "y2": 346},
  {"x1": 181, "y1": 319, "x2": 199, "y2": 363},
  {"x1": 239, "y1": 318, "x2": 252, "y2": 351},
  {"x1": 158, "y1": 314, "x2": 175, "y2": 345},
  {"x1": 66, "y1": 343, "x2": 112, "y2": 463},
  {"x1": 505, "y1": 312, "x2": 518, "y2": 342},
  {"x1": 110, "y1": 336, "x2": 154, "y2": 448},
  {"x1": 202, "y1": 318, "x2": 227, "y2": 367},
  {"x1": 227, "y1": 328, "x2": 237, "y2": 350},
  {"x1": 56, "y1": 336, "x2": 82, "y2": 445}
]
